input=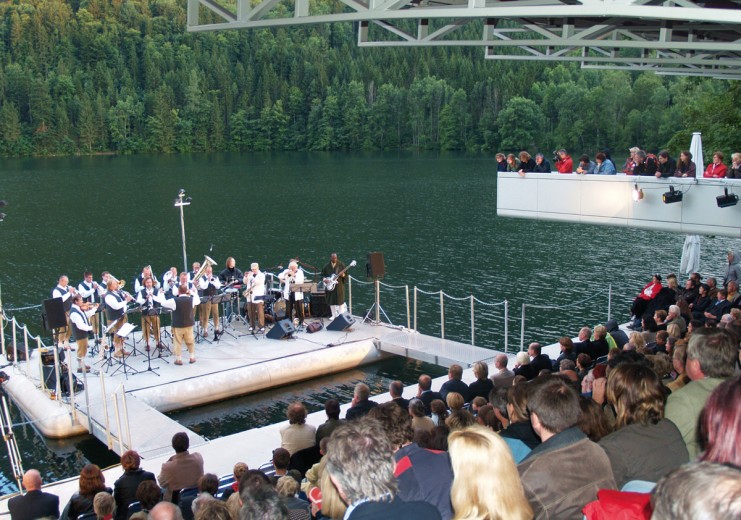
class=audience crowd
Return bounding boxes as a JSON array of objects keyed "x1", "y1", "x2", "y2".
[
  {"x1": 498, "y1": 146, "x2": 741, "y2": 179},
  {"x1": 10, "y1": 261, "x2": 741, "y2": 520}
]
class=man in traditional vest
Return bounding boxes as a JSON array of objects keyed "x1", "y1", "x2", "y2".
[
  {"x1": 136, "y1": 276, "x2": 166, "y2": 351},
  {"x1": 69, "y1": 294, "x2": 96, "y2": 373},
  {"x1": 77, "y1": 271, "x2": 103, "y2": 350},
  {"x1": 104, "y1": 277, "x2": 134, "y2": 358},
  {"x1": 197, "y1": 264, "x2": 222, "y2": 338},
  {"x1": 51, "y1": 275, "x2": 76, "y2": 350},
  {"x1": 160, "y1": 283, "x2": 201, "y2": 365},
  {"x1": 243, "y1": 262, "x2": 266, "y2": 333}
]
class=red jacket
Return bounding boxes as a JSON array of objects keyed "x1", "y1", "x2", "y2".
[
  {"x1": 638, "y1": 281, "x2": 662, "y2": 300},
  {"x1": 703, "y1": 163, "x2": 727, "y2": 178},
  {"x1": 557, "y1": 155, "x2": 574, "y2": 173}
]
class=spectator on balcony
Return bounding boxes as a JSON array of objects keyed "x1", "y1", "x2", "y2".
[
  {"x1": 656, "y1": 151, "x2": 677, "y2": 178},
  {"x1": 594, "y1": 152, "x2": 616, "y2": 175},
  {"x1": 533, "y1": 153, "x2": 552, "y2": 173},
  {"x1": 674, "y1": 150, "x2": 697, "y2": 177},
  {"x1": 517, "y1": 151, "x2": 536, "y2": 174},
  {"x1": 576, "y1": 154, "x2": 596, "y2": 175},
  {"x1": 704, "y1": 151, "x2": 728, "y2": 178},
  {"x1": 555, "y1": 149, "x2": 573, "y2": 173}
]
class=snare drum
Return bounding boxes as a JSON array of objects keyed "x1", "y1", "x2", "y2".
[{"x1": 272, "y1": 299, "x2": 286, "y2": 321}]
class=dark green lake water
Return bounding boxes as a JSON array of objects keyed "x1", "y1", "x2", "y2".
[{"x1": 0, "y1": 151, "x2": 737, "y2": 493}]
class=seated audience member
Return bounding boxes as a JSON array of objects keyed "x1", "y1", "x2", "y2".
[
  {"x1": 429, "y1": 399, "x2": 448, "y2": 426},
  {"x1": 553, "y1": 337, "x2": 576, "y2": 369},
  {"x1": 490, "y1": 354, "x2": 515, "y2": 388},
  {"x1": 63, "y1": 464, "x2": 112, "y2": 519},
  {"x1": 387, "y1": 380, "x2": 410, "y2": 413},
  {"x1": 627, "y1": 331, "x2": 646, "y2": 351},
  {"x1": 241, "y1": 483, "x2": 290, "y2": 519},
  {"x1": 655, "y1": 150, "x2": 676, "y2": 178},
  {"x1": 225, "y1": 470, "x2": 270, "y2": 519},
  {"x1": 468, "y1": 361, "x2": 494, "y2": 401},
  {"x1": 648, "y1": 352, "x2": 673, "y2": 381},
  {"x1": 315, "y1": 399, "x2": 341, "y2": 444},
  {"x1": 474, "y1": 403, "x2": 493, "y2": 425},
  {"x1": 555, "y1": 149, "x2": 573, "y2": 173},
  {"x1": 699, "y1": 375, "x2": 741, "y2": 467},
  {"x1": 528, "y1": 342, "x2": 552, "y2": 373},
  {"x1": 94, "y1": 492, "x2": 115, "y2": 520},
  {"x1": 730, "y1": 152, "x2": 741, "y2": 179},
  {"x1": 727, "y1": 281, "x2": 741, "y2": 309},
  {"x1": 268, "y1": 448, "x2": 291, "y2": 483},
  {"x1": 409, "y1": 398, "x2": 435, "y2": 434},
  {"x1": 651, "y1": 462, "x2": 741, "y2": 520},
  {"x1": 499, "y1": 383, "x2": 540, "y2": 463},
  {"x1": 653, "y1": 309, "x2": 669, "y2": 331},
  {"x1": 495, "y1": 153, "x2": 507, "y2": 172},
  {"x1": 513, "y1": 351, "x2": 537, "y2": 381},
  {"x1": 429, "y1": 425, "x2": 450, "y2": 451},
  {"x1": 148, "y1": 501, "x2": 184, "y2": 520},
  {"x1": 346, "y1": 382, "x2": 378, "y2": 420},
  {"x1": 665, "y1": 328, "x2": 737, "y2": 458},
  {"x1": 597, "y1": 364, "x2": 688, "y2": 488},
  {"x1": 650, "y1": 330, "x2": 669, "y2": 353},
  {"x1": 605, "y1": 319, "x2": 629, "y2": 350},
  {"x1": 572, "y1": 326, "x2": 591, "y2": 354},
  {"x1": 533, "y1": 153, "x2": 551, "y2": 173},
  {"x1": 629, "y1": 274, "x2": 663, "y2": 329},
  {"x1": 576, "y1": 353, "x2": 592, "y2": 382},
  {"x1": 559, "y1": 359, "x2": 576, "y2": 372},
  {"x1": 8, "y1": 469, "x2": 60, "y2": 520},
  {"x1": 449, "y1": 427, "x2": 532, "y2": 520},
  {"x1": 705, "y1": 289, "x2": 731, "y2": 323},
  {"x1": 445, "y1": 408, "x2": 476, "y2": 432},
  {"x1": 674, "y1": 150, "x2": 697, "y2": 177},
  {"x1": 113, "y1": 450, "x2": 156, "y2": 520},
  {"x1": 517, "y1": 151, "x2": 536, "y2": 174},
  {"x1": 506, "y1": 153, "x2": 520, "y2": 172},
  {"x1": 446, "y1": 392, "x2": 465, "y2": 412},
  {"x1": 575, "y1": 154, "x2": 596, "y2": 174},
  {"x1": 280, "y1": 402, "x2": 316, "y2": 455},
  {"x1": 188, "y1": 473, "x2": 217, "y2": 519},
  {"x1": 703, "y1": 151, "x2": 728, "y2": 178},
  {"x1": 276, "y1": 476, "x2": 310, "y2": 520},
  {"x1": 417, "y1": 374, "x2": 443, "y2": 415},
  {"x1": 158, "y1": 432, "x2": 204, "y2": 502},
  {"x1": 301, "y1": 437, "x2": 329, "y2": 496},
  {"x1": 666, "y1": 304, "x2": 687, "y2": 335},
  {"x1": 369, "y1": 402, "x2": 453, "y2": 520},
  {"x1": 589, "y1": 325, "x2": 611, "y2": 359},
  {"x1": 517, "y1": 378, "x2": 616, "y2": 518},
  {"x1": 577, "y1": 395, "x2": 611, "y2": 442},
  {"x1": 325, "y1": 418, "x2": 442, "y2": 519},
  {"x1": 440, "y1": 364, "x2": 470, "y2": 403},
  {"x1": 692, "y1": 283, "x2": 713, "y2": 322},
  {"x1": 470, "y1": 396, "x2": 488, "y2": 417},
  {"x1": 667, "y1": 341, "x2": 690, "y2": 393},
  {"x1": 135, "y1": 480, "x2": 162, "y2": 515},
  {"x1": 594, "y1": 152, "x2": 616, "y2": 175},
  {"x1": 194, "y1": 499, "x2": 229, "y2": 520}
]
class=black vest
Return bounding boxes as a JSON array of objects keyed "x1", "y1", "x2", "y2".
[
  {"x1": 53, "y1": 286, "x2": 73, "y2": 312},
  {"x1": 172, "y1": 296, "x2": 195, "y2": 328},
  {"x1": 69, "y1": 307, "x2": 89, "y2": 341},
  {"x1": 138, "y1": 288, "x2": 160, "y2": 315},
  {"x1": 79, "y1": 281, "x2": 98, "y2": 304},
  {"x1": 105, "y1": 291, "x2": 125, "y2": 321}
]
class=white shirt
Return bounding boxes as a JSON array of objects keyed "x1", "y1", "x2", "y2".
[
  {"x1": 243, "y1": 271, "x2": 266, "y2": 302},
  {"x1": 198, "y1": 275, "x2": 222, "y2": 291},
  {"x1": 159, "y1": 292, "x2": 201, "y2": 310},
  {"x1": 52, "y1": 285, "x2": 72, "y2": 302},
  {"x1": 278, "y1": 268, "x2": 304, "y2": 300},
  {"x1": 69, "y1": 304, "x2": 95, "y2": 332}
]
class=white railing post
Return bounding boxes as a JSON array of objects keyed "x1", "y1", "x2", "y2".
[
  {"x1": 67, "y1": 363, "x2": 76, "y2": 422},
  {"x1": 11, "y1": 319, "x2": 18, "y2": 367},
  {"x1": 374, "y1": 279, "x2": 380, "y2": 324},
  {"x1": 413, "y1": 287, "x2": 418, "y2": 332},
  {"x1": 520, "y1": 303, "x2": 526, "y2": 352},
  {"x1": 504, "y1": 300, "x2": 509, "y2": 353},
  {"x1": 100, "y1": 371, "x2": 112, "y2": 449},
  {"x1": 121, "y1": 385, "x2": 132, "y2": 450},
  {"x1": 112, "y1": 390, "x2": 124, "y2": 454},
  {"x1": 22, "y1": 327, "x2": 29, "y2": 374},
  {"x1": 52, "y1": 347, "x2": 62, "y2": 404},
  {"x1": 470, "y1": 295, "x2": 475, "y2": 346},
  {"x1": 608, "y1": 284, "x2": 612, "y2": 321},
  {"x1": 38, "y1": 338, "x2": 45, "y2": 392},
  {"x1": 405, "y1": 285, "x2": 410, "y2": 330},
  {"x1": 82, "y1": 368, "x2": 91, "y2": 434},
  {"x1": 439, "y1": 291, "x2": 445, "y2": 339},
  {"x1": 348, "y1": 276, "x2": 352, "y2": 315},
  {"x1": 0, "y1": 311, "x2": 5, "y2": 358}
]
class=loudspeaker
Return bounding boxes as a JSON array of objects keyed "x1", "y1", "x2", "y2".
[
  {"x1": 266, "y1": 319, "x2": 295, "y2": 340},
  {"x1": 327, "y1": 312, "x2": 355, "y2": 331},
  {"x1": 42, "y1": 298, "x2": 67, "y2": 331},
  {"x1": 366, "y1": 252, "x2": 385, "y2": 279},
  {"x1": 309, "y1": 294, "x2": 331, "y2": 318}
]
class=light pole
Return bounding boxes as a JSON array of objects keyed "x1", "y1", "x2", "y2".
[{"x1": 174, "y1": 189, "x2": 192, "y2": 273}]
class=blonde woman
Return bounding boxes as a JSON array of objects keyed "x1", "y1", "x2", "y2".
[{"x1": 449, "y1": 426, "x2": 533, "y2": 520}]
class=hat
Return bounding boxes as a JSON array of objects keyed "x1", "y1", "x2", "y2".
[{"x1": 629, "y1": 146, "x2": 640, "y2": 153}]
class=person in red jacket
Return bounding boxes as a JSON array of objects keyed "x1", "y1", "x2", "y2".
[
  {"x1": 555, "y1": 149, "x2": 573, "y2": 173},
  {"x1": 629, "y1": 274, "x2": 663, "y2": 330},
  {"x1": 703, "y1": 151, "x2": 728, "y2": 178}
]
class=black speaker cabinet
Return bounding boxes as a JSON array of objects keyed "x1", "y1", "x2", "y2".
[
  {"x1": 327, "y1": 312, "x2": 355, "y2": 331},
  {"x1": 366, "y1": 252, "x2": 385, "y2": 279},
  {"x1": 42, "y1": 298, "x2": 67, "y2": 331},
  {"x1": 266, "y1": 319, "x2": 295, "y2": 340}
]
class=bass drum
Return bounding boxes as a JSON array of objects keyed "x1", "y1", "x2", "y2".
[{"x1": 272, "y1": 299, "x2": 286, "y2": 322}]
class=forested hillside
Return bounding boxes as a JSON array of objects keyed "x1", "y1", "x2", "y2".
[{"x1": 0, "y1": 0, "x2": 738, "y2": 157}]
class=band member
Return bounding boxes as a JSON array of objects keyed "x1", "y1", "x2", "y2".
[
  {"x1": 136, "y1": 277, "x2": 166, "y2": 351},
  {"x1": 160, "y1": 284, "x2": 200, "y2": 365},
  {"x1": 173, "y1": 272, "x2": 194, "y2": 298},
  {"x1": 322, "y1": 253, "x2": 349, "y2": 319},
  {"x1": 69, "y1": 294, "x2": 96, "y2": 373},
  {"x1": 162, "y1": 267, "x2": 178, "y2": 296},
  {"x1": 279, "y1": 261, "x2": 304, "y2": 327},
  {"x1": 104, "y1": 277, "x2": 134, "y2": 358},
  {"x1": 197, "y1": 265, "x2": 222, "y2": 337},
  {"x1": 188, "y1": 261, "x2": 201, "y2": 283},
  {"x1": 219, "y1": 257, "x2": 243, "y2": 285},
  {"x1": 134, "y1": 265, "x2": 160, "y2": 294},
  {"x1": 77, "y1": 271, "x2": 103, "y2": 347},
  {"x1": 51, "y1": 275, "x2": 76, "y2": 350},
  {"x1": 243, "y1": 263, "x2": 266, "y2": 332}
]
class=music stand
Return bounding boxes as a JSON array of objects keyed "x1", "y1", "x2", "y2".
[
  {"x1": 155, "y1": 308, "x2": 172, "y2": 361},
  {"x1": 110, "y1": 323, "x2": 140, "y2": 379}
]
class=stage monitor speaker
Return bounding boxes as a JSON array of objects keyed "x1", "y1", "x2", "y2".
[
  {"x1": 266, "y1": 319, "x2": 295, "y2": 340},
  {"x1": 366, "y1": 252, "x2": 385, "y2": 279},
  {"x1": 327, "y1": 312, "x2": 355, "y2": 331},
  {"x1": 42, "y1": 298, "x2": 67, "y2": 331}
]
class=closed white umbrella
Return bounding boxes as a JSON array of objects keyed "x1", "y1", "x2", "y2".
[
  {"x1": 690, "y1": 131, "x2": 704, "y2": 172},
  {"x1": 680, "y1": 235, "x2": 701, "y2": 275}
]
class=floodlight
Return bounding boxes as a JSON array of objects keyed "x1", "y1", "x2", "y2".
[
  {"x1": 662, "y1": 186, "x2": 683, "y2": 204},
  {"x1": 716, "y1": 188, "x2": 738, "y2": 208}
]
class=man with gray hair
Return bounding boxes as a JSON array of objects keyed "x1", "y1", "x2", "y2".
[
  {"x1": 8, "y1": 469, "x2": 59, "y2": 520},
  {"x1": 326, "y1": 418, "x2": 441, "y2": 519},
  {"x1": 149, "y1": 501, "x2": 185, "y2": 520},
  {"x1": 666, "y1": 304, "x2": 687, "y2": 335},
  {"x1": 490, "y1": 354, "x2": 515, "y2": 388},
  {"x1": 665, "y1": 328, "x2": 738, "y2": 458},
  {"x1": 652, "y1": 462, "x2": 741, "y2": 520},
  {"x1": 345, "y1": 382, "x2": 378, "y2": 420}
]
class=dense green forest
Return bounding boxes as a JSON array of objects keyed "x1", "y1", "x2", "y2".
[{"x1": 0, "y1": 0, "x2": 738, "y2": 158}]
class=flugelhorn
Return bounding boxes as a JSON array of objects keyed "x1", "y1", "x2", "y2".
[{"x1": 192, "y1": 255, "x2": 218, "y2": 285}]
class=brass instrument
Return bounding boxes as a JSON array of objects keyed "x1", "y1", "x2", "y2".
[{"x1": 191, "y1": 255, "x2": 218, "y2": 285}]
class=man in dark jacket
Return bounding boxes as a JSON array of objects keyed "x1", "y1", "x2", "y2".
[
  {"x1": 113, "y1": 450, "x2": 156, "y2": 520},
  {"x1": 518, "y1": 378, "x2": 616, "y2": 518},
  {"x1": 605, "y1": 319, "x2": 629, "y2": 350},
  {"x1": 345, "y1": 383, "x2": 378, "y2": 420},
  {"x1": 439, "y1": 364, "x2": 470, "y2": 403},
  {"x1": 387, "y1": 380, "x2": 410, "y2": 412},
  {"x1": 527, "y1": 343, "x2": 553, "y2": 373},
  {"x1": 417, "y1": 374, "x2": 443, "y2": 415},
  {"x1": 8, "y1": 469, "x2": 59, "y2": 520}
]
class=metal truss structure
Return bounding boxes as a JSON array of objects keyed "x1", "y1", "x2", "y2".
[{"x1": 187, "y1": 0, "x2": 741, "y2": 79}]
